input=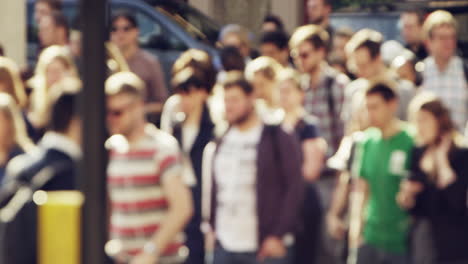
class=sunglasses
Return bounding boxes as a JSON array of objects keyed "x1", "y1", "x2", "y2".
[
  {"x1": 107, "y1": 100, "x2": 136, "y2": 117},
  {"x1": 111, "y1": 25, "x2": 134, "y2": 33}
]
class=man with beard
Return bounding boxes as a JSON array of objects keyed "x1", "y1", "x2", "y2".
[{"x1": 208, "y1": 72, "x2": 304, "y2": 264}]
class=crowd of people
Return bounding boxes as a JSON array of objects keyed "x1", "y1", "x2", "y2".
[{"x1": 0, "y1": 0, "x2": 467, "y2": 263}]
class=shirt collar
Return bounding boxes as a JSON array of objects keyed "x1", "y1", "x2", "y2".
[{"x1": 39, "y1": 131, "x2": 82, "y2": 161}]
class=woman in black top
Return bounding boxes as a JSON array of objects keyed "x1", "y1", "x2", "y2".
[
  {"x1": 398, "y1": 95, "x2": 468, "y2": 264},
  {"x1": 279, "y1": 68, "x2": 326, "y2": 264}
]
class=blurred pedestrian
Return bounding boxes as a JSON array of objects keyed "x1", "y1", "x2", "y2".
[
  {"x1": 349, "y1": 82, "x2": 414, "y2": 264},
  {"x1": 278, "y1": 68, "x2": 326, "y2": 264},
  {"x1": 245, "y1": 56, "x2": 284, "y2": 123},
  {"x1": 28, "y1": 45, "x2": 78, "y2": 141},
  {"x1": 306, "y1": 0, "x2": 334, "y2": 49},
  {"x1": 398, "y1": 94, "x2": 468, "y2": 264},
  {"x1": 169, "y1": 67, "x2": 219, "y2": 264},
  {"x1": 208, "y1": 73, "x2": 304, "y2": 264},
  {"x1": 344, "y1": 29, "x2": 415, "y2": 130},
  {"x1": 261, "y1": 15, "x2": 285, "y2": 33},
  {"x1": 399, "y1": 10, "x2": 428, "y2": 61},
  {"x1": 34, "y1": 0, "x2": 62, "y2": 25},
  {"x1": 219, "y1": 24, "x2": 257, "y2": 63},
  {"x1": 0, "y1": 78, "x2": 82, "y2": 264},
  {"x1": 259, "y1": 30, "x2": 291, "y2": 68},
  {"x1": 420, "y1": 10, "x2": 468, "y2": 132},
  {"x1": 38, "y1": 11, "x2": 69, "y2": 49},
  {"x1": 110, "y1": 11, "x2": 168, "y2": 123},
  {"x1": 105, "y1": 72, "x2": 193, "y2": 264}
]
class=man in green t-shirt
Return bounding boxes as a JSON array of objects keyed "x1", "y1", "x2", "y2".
[{"x1": 349, "y1": 81, "x2": 414, "y2": 264}]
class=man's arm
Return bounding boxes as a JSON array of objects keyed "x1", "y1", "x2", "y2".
[
  {"x1": 348, "y1": 177, "x2": 368, "y2": 250},
  {"x1": 326, "y1": 171, "x2": 351, "y2": 240},
  {"x1": 131, "y1": 174, "x2": 193, "y2": 264}
]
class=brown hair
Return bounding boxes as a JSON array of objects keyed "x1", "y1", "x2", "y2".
[
  {"x1": 345, "y1": 29, "x2": 383, "y2": 59},
  {"x1": 172, "y1": 49, "x2": 216, "y2": 90},
  {"x1": 420, "y1": 99, "x2": 455, "y2": 143},
  {"x1": 289, "y1": 24, "x2": 329, "y2": 53}
]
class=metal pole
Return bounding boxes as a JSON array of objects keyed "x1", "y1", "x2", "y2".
[{"x1": 79, "y1": 0, "x2": 108, "y2": 263}]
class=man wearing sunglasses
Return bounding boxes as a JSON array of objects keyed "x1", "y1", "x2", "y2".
[
  {"x1": 110, "y1": 11, "x2": 168, "y2": 124},
  {"x1": 289, "y1": 24, "x2": 350, "y2": 264},
  {"x1": 105, "y1": 72, "x2": 193, "y2": 264}
]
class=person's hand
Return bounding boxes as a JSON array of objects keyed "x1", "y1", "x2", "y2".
[
  {"x1": 434, "y1": 133, "x2": 452, "y2": 160},
  {"x1": 130, "y1": 252, "x2": 158, "y2": 264},
  {"x1": 257, "y1": 236, "x2": 286, "y2": 261},
  {"x1": 397, "y1": 180, "x2": 423, "y2": 209},
  {"x1": 326, "y1": 214, "x2": 347, "y2": 240}
]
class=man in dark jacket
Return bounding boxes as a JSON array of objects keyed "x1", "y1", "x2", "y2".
[
  {"x1": 208, "y1": 73, "x2": 304, "y2": 264},
  {"x1": 0, "y1": 78, "x2": 81, "y2": 264}
]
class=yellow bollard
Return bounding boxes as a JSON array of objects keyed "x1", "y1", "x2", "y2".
[{"x1": 34, "y1": 191, "x2": 84, "y2": 264}]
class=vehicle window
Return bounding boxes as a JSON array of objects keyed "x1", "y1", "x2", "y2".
[{"x1": 111, "y1": 5, "x2": 187, "y2": 51}]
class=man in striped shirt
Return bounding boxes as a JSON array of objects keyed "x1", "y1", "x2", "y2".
[{"x1": 105, "y1": 72, "x2": 193, "y2": 264}]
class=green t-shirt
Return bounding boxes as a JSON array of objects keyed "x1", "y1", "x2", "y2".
[{"x1": 357, "y1": 126, "x2": 414, "y2": 254}]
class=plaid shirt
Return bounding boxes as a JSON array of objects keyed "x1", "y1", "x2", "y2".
[
  {"x1": 421, "y1": 56, "x2": 468, "y2": 132},
  {"x1": 302, "y1": 64, "x2": 349, "y2": 156}
]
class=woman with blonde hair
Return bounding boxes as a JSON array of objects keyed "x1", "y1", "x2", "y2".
[
  {"x1": 29, "y1": 45, "x2": 78, "y2": 138},
  {"x1": 398, "y1": 93, "x2": 468, "y2": 264},
  {"x1": 245, "y1": 56, "x2": 284, "y2": 123},
  {"x1": 0, "y1": 92, "x2": 34, "y2": 183},
  {"x1": 278, "y1": 68, "x2": 326, "y2": 264}
]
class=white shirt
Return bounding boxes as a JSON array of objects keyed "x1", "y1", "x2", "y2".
[
  {"x1": 422, "y1": 56, "x2": 468, "y2": 131},
  {"x1": 40, "y1": 131, "x2": 82, "y2": 161},
  {"x1": 214, "y1": 124, "x2": 263, "y2": 252}
]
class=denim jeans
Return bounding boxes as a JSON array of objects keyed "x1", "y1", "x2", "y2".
[
  {"x1": 357, "y1": 243, "x2": 408, "y2": 264},
  {"x1": 212, "y1": 243, "x2": 292, "y2": 264}
]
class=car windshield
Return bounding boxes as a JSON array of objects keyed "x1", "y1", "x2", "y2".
[{"x1": 146, "y1": 1, "x2": 221, "y2": 46}]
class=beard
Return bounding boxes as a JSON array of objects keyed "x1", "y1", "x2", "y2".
[
  {"x1": 229, "y1": 105, "x2": 255, "y2": 126},
  {"x1": 310, "y1": 15, "x2": 325, "y2": 25}
]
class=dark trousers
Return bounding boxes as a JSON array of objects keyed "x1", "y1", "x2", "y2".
[
  {"x1": 212, "y1": 243, "x2": 292, "y2": 264},
  {"x1": 357, "y1": 243, "x2": 408, "y2": 264},
  {"x1": 294, "y1": 183, "x2": 322, "y2": 264},
  {"x1": 184, "y1": 186, "x2": 204, "y2": 264}
]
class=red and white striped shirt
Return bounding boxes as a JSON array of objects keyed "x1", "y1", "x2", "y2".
[{"x1": 107, "y1": 124, "x2": 184, "y2": 259}]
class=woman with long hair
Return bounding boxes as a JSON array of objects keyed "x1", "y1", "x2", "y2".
[
  {"x1": 28, "y1": 45, "x2": 78, "y2": 138},
  {"x1": 398, "y1": 94, "x2": 468, "y2": 264},
  {"x1": 0, "y1": 92, "x2": 34, "y2": 184},
  {"x1": 278, "y1": 68, "x2": 326, "y2": 264}
]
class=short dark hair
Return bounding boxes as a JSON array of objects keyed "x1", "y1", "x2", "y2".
[
  {"x1": 346, "y1": 29, "x2": 383, "y2": 60},
  {"x1": 263, "y1": 15, "x2": 284, "y2": 31},
  {"x1": 172, "y1": 67, "x2": 213, "y2": 94},
  {"x1": 220, "y1": 46, "x2": 245, "y2": 72},
  {"x1": 0, "y1": 43, "x2": 4, "y2": 56},
  {"x1": 260, "y1": 30, "x2": 289, "y2": 50},
  {"x1": 111, "y1": 10, "x2": 138, "y2": 29},
  {"x1": 366, "y1": 82, "x2": 398, "y2": 102},
  {"x1": 223, "y1": 72, "x2": 254, "y2": 95},
  {"x1": 37, "y1": 0, "x2": 62, "y2": 11},
  {"x1": 402, "y1": 9, "x2": 426, "y2": 25},
  {"x1": 49, "y1": 11, "x2": 69, "y2": 39}
]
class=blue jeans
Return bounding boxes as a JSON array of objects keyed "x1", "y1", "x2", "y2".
[
  {"x1": 212, "y1": 243, "x2": 292, "y2": 264},
  {"x1": 357, "y1": 243, "x2": 408, "y2": 264}
]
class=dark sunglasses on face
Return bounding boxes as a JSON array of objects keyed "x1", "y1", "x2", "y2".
[
  {"x1": 107, "y1": 100, "x2": 136, "y2": 117},
  {"x1": 111, "y1": 25, "x2": 134, "y2": 33}
]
